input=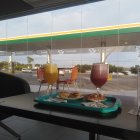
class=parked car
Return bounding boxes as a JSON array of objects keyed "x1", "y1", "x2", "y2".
[
  {"x1": 21, "y1": 68, "x2": 32, "y2": 73},
  {"x1": 59, "y1": 70, "x2": 65, "y2": 76}
]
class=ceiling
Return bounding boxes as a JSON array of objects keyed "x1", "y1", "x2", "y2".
[{"x1": 0, "y1": 0, "x2": 103, "y2": 20}]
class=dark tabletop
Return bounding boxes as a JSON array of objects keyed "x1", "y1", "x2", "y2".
[{"x1": 0, "y1": 93, "x2": 140, "y2": 139}]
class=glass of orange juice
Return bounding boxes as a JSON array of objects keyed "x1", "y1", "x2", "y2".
[{"x1": 44, "y1": 63, "x2": 58, "y2": 98}]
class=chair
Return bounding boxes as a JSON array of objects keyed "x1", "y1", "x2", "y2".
[
  {"x1": 0, "y1": 72, "x2": 31, "y2": 140},
  {"x1": 57, "y1": 66, "x2": 78, "y2": 90},
  {"x1": 37, "y1": 67, "x2": 50, "y2": 93}
]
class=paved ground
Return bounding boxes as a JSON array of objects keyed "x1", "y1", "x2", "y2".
[{"x1": 14, "y1": 72, "x2": 137, "y2": 97}]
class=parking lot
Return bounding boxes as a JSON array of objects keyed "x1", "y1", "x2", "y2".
[{"x1": 14, "y1": 72, "x2": 137, "y2": 96}]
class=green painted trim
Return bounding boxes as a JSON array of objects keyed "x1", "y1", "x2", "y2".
[{"x1": 0, "y1": 26, "x2": 140, "y2": 45}]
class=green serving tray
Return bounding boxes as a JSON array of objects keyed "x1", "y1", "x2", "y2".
[{"x1": 35, "y1": 93, "x2": 121, "y2": 114}]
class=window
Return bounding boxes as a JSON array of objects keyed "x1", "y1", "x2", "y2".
[{"x1": 0, "y1": 0, "x2": 139, "y2": 96}]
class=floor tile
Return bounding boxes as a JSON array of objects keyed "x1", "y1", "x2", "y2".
[
  {"x1": 22, "y1": 122, "x2": 88, "y2": 140},
  {"x1": 3, "y1": 116, "x2": 39, "y2": 135},
  {"x1": 2, "y1": 116, "x2": 18, "y2": 123},
  {"x1": 0, "y1": 134, "x2": 15, "y2": 140},
  {"x1": 0, "y1": 127, "x2": 13, "y2": 137},
  {"x1": 0, "y1": 116, "x2": 120, "y2": 140}
]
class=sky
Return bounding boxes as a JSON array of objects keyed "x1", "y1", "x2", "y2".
[{"x1": 0, "y1": 0, "x2": 140, "y2": 67}]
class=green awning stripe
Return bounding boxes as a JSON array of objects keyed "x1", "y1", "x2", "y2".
[{"x1": 0, "y1": 26, "x2": 140, "y2": 45}]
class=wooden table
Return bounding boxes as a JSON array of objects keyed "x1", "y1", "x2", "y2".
[{"x1": 0, "y1": 93, "x2": 140, "y2": 140}]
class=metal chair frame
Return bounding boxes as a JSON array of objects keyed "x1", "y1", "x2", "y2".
[
  {"x1": 58, "y1": 67, "x2": 79, "y2": 91},
  {"x1": 37, "y1": 68, "x2": 55, "y2": 94}
]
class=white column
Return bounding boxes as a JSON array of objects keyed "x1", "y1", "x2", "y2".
[
  {"x1": 8, "y1": 55, "x2": 12, "y2": 73},
  {"x1": 8, "y1": 53, "x2": 15, "y2": 73},
  {"x1": 101, "y1": 52, "x2": 105, "y2": 63}
]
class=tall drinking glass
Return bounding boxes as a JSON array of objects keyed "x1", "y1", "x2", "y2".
[
  {"x1": 44, "y1": 63, "x2": 58, "y2": 98},
  {"x1": 90, "y1": 63, "x2": 109, "y2": 99}
]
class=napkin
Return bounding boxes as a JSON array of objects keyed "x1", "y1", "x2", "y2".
[
  {"x1": 43, "y1": 98, "x2": 67, "y2": 103},
  {"x1": 81, "y1": 102, "x2": 108, "y2": 108}
]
